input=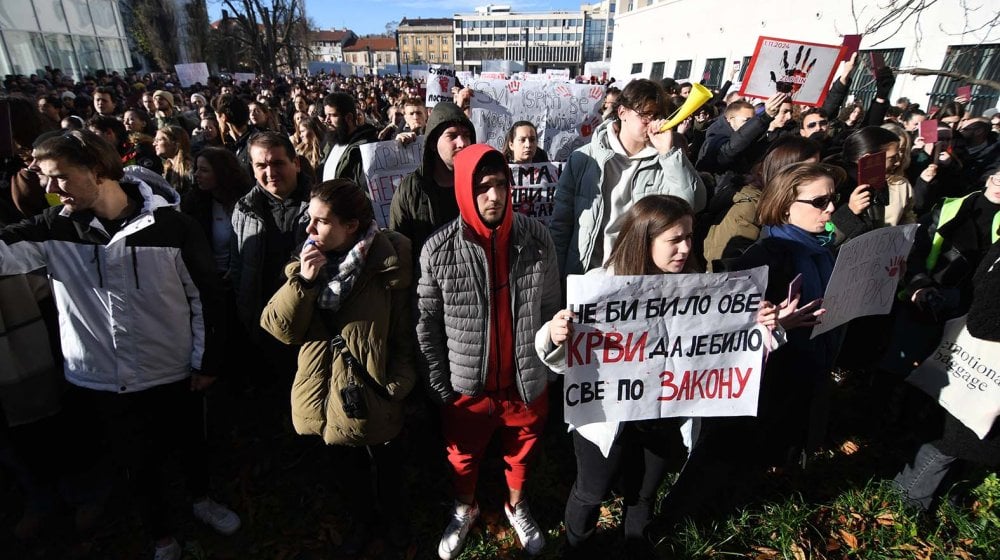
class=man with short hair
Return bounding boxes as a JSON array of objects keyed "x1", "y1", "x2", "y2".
[
  {"x1": 550, "y1": 79, "x2": 706, "y2": 276},
  {"x1": 319, "y1": 92, "x2": 378, "y2": 185},
  {"x1": 0, "y1": 130, "x2": 239, "y2": 560},
  {"x1": 389, "y1": 101, "x2": 476, "y2": 266},
  {"x1": 213, "y1": 93, "x2": 256, "y2": 173},
  {"x1": 799, "y1": 108, "x2": 831, "y2": 139},
  {"x1": 697, "y1": 93, "x2": 789, "y2": 178},
  {"x1": 93, "y1": 87, "x2": 117, "y2": 117},
  {"x1": 380, "y1": 96, "x2": 428, "y2": 144},
  {"x1": 37, "y1": 95, "x2": 62, "y2": 127},
  {"x1": 230, "y1": 131, "x2": 310, "y2": 339},
  {"x1": 418, "y1": 145, "x2": 560, "y2": 560}
]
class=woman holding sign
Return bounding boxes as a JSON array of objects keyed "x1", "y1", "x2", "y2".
[
  {"x1": 537, "y1": 195, "x2": 780, "y2": 556},
  {"x1": 720, "y1": 162, "x2": 846, "y2": 468}
]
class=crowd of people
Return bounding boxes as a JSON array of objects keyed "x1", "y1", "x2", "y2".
[{"x1": 0, "y1": 54, "x2": 999, "y2": 560}]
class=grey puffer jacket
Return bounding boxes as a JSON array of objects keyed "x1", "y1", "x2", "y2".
[
  {"x1": 550, "y1": 119, "x2": 706, "y2": 276},
  {"x1": 417, "y1": 213, "x2": 561, "y2": 404}
]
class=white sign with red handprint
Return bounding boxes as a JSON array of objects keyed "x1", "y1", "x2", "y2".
[
  {"x1": 811, "y1": 224, "x2": 919, "y2": 338},
  {"x1": 468, "y1": 79, "x2": 606, "y2": 161},
  {"x1": 425, "y1": 64, "x2": 456, "y2": 108},
  {"x1": 739, "y1": 36, "x2": 844, "y2": 107}
]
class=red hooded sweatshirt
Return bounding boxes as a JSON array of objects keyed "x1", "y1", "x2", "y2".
[{"x1": 453, "y1": 145, "x2": 516, "y2": 394}]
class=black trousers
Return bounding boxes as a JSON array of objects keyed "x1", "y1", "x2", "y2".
[
  {"x1": 330, "y1": 439, "x2": 408, "y2": 540},
  {"x1": 71, "y1": 379, "x2": 209, "y2": 540},
  {"x1": 564, "y1": 421, "x2": 684, "y2": 547}
]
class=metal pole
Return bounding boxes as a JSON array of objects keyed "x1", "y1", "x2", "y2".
[
  {"x1": 523, "y1": 28, "x2": 528, "y2": 73},
  {"x1": 394, "y1": 29, "x2": 401, "y2": 76}
]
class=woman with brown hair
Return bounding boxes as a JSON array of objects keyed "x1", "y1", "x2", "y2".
[
  {"x1": 293, "y1": 116, "x2": 326, "y2": 174},
  {"x1": 181, "y1": 147, "x2": 252, "y2": 274},
  {"x1": 154, "y1": 125, "x2": 194, "y2": 194},
  {"x1": 261, "y1": 179, "x2": 415, "y2": 557},
  {"x1": 538, "y1": 195, "x2": 778, "y2": 555},
  {"x1": 703, "y1": 136, "x2": 822, "y2": 268}
]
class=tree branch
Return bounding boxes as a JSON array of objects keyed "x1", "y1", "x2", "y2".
[{"x1": 896, "y1": 67, "x2": 1000, "y2": 91}]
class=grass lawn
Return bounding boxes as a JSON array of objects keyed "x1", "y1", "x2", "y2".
[{"x1": 2, "y1": 371, "x2": 998, "y2": 559}]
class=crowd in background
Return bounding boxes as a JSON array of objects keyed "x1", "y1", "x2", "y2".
[{"x1": 1, "y1": 57, "x2": 999, "y2": 560}]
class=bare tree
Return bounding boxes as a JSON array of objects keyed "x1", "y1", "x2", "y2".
[
  {"x1": 214, "y1": 0, "x2": 312, "y2": 76},
  {"x1": 185, "y1": 1, "x2": 212, "y2": 63}
]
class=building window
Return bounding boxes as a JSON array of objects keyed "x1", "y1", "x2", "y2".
[
  {"x1": 928, "y1": 44, "x2": 1000, "y2": 115},
  {"x1": 650, "y1": 61, "x2": 665, "y2": 81},
  {"x1": 739, "y1": 55, "x2": 752, "y2": 82},
  {"x1": 442, "y1": 37, "x2": 448, "y2": 44},
  {"x1": 673, "y1": 59, "x2": 691, "y2": 79},
  {"x1": 845, "y1": 48, "x2": 906, "y2": 110},
  {"x1": 701, "y1": 57, "x2": 725, "y2": 88},
  {"x1": 416, "y1": 37, "x2": 421, "y2": 45},
  {"x1": 403, "y1": 37, "x2": 408, "y2": 45},
  {"x1": 630, "y1": 62, "x2": 643, "y2": 75},
  {"x1": 428, "y1": 37, "x2": 434, "y2": 45}
]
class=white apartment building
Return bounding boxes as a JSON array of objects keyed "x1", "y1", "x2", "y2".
[
  {"x1": 611, "y1": 0, "x2": 1000, "y2": 114},
  {"x1": 0, "y1": 0, "x2": 131, "y2": 80},
  {"x1": 453, "y1": 3, "x2": 614, "y2": 74}
]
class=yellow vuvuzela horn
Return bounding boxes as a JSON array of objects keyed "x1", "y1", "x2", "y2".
[{"x1": 657, "y1": 83, "x2": 713, "y2": 133}]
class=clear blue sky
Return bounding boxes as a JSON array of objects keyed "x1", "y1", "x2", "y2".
[{"x1": 209, "y1": 1, "x2": 586, "y2": 37}]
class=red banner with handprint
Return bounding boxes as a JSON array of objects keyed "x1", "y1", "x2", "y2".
[{"x1": 739, "y1": 36, "x2": 844, "y2": 107}]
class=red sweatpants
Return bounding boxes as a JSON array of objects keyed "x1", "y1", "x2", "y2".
[{"x1": 441, "y1": 387, "x2": 548, "y2": 497}]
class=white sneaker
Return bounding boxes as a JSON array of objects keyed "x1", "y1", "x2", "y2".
[
  {"x1": 437, "y1": 500, "x2": 480, "y2": 560},
  {"x1": 192, "y1": 498, "x2": 241, "y2": 535},
  {"x1": 505, "y1": 501, "x2": 545, "y2": 555},
  {"x1": 153, "y1": 538, "x2": 182, "y2": 560}
]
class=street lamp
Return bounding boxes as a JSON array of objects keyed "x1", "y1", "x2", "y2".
[
  {"x1": 366, "y1": 45, "x2": 373, "y2": 77},
  {"x1": 404, "y1": 52, "x2": 410, "y2": 75}
]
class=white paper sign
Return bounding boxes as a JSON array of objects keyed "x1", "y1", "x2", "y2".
[
  {"x1": 739, "y1": 36, "x2": 843, "y2": 107},
  {"x1": 545, "y1": 68, "x2": 571, "y2": 81},
  {"x1": 174, "y1": 63, "x2": 210, "y2": 88},
  {"x1": 481, "y1": 71, "x2": 508, "y2": 80},
  {"x1": 811, "y1": 224, "x2": 918, "y2": 337},
  {"x1": 510, "y1": 162, "x2": 563, "y2": 226},
  {"x1": 564, "y1": 267, "x2": 770, "y2": 427},
  {"x1": 233, "y1": 72, "x2": 256, "y2": 84},
  {"x1": 425, "y1": 65, "x2": 455, "y2": 108},
  {"x1": 469, "y1": 79, "x2": 606, "y2": 161},
  {"x1": 907, "y1": 316, "x2": 1000, "y2": 439},
  {"x1": 360, "y1": 137, "x2": 425, "y2": 227}
]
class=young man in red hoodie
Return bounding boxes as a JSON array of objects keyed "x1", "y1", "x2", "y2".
[{"x1": 417, "y1": 145, "x2": 561, "y2": 559}]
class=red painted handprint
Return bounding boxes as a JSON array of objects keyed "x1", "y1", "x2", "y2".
[
  {"x1": 554, "y1": 85, "x2": 572, "y2": 97},
  {"x1": 588, "y1": 86, "x2": 603, "y2": 100},
  {"x1": 885, "y1": 255, "x2": 905, "y2": 278},
  {"x1": 507, "y1": 80, "x2": 522, "y2": 94},
  {"x1": 579, "y1": 114, "x2": 602, "y2": 137}
]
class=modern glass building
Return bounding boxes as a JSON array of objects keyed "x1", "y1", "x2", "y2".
[{"x1": 0, "y1": 0, "x2": 132, "y2": 80}]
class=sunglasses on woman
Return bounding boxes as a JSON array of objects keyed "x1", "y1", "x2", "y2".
[{"x1": 794, "y1": 193, "x2": 841, "y2": 209}]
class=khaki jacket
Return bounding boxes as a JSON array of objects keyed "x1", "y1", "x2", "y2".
[{"x1": 261, "y1": 230, "x2": 417, "y2": 446}]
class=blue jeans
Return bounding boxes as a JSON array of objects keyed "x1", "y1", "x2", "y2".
[{"x1": 893, "y1": 442, "x2": 958, "y2": 511}]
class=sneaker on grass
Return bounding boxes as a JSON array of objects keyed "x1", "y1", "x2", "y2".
[
  {"x1": 192, "y1": 498, "x2": 241, "y2": 535},
  {"x1": 505, "y1": 500, "x2": 544, "y2": 555},
  {"x1": 437, "y1": 500, "x2": 479, "y2": 560},
  {"x1": 153, "y1": 538, "x2": 182, "y2": 560}
]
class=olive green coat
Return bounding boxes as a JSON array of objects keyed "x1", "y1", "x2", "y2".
[{"x1": 260, "y1": 230, "x2": 416, "y2": 446}]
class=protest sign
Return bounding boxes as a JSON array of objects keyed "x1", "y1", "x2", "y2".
[
  {"x1": 739, "y1": 36, "x2": 843, "y2": 107},
  {"x1": 174, "y1": 63, "x2": 210, "y2": 88},
  {"x1": 469, "y1": 79, "x2": 605, "y2": 161},
  {"x1": 545, "y1": 68, "x2": 571, "y2": 81},
  {"x1": 425, "y1": 65, "x2": 455, "y2": 107},
  {"x1": 509, "y1": 162, "x2": 563, "y2": 225},
  {"x1": 233, "y1": 72, "x2": 256, "y2": 85},
  {"x1": 360, "y1": 137, "x2": 425, "y2": 227},
  {"x1": 583, "y1": 61, "x2": 610, "y2": 81},
  {"x1": 811, "y1": 224, "x2": 918, "y2": 338},
  {"x1": 481, "y1": 71, "x2": 508, "y2": 80},
  {"x1": 456, "y1": 70, "x2": 474, "y2": 84},
  {"x1": 907, "y1": 315, "x2": 1000, "y2": 439},
  {"x1": 563, "y1": 267, "x2": 770, "y2": 426}
]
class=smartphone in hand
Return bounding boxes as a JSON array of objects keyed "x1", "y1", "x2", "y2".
[{"x1": 788, "y1": 273, "x2": 803, "y2": 304}]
